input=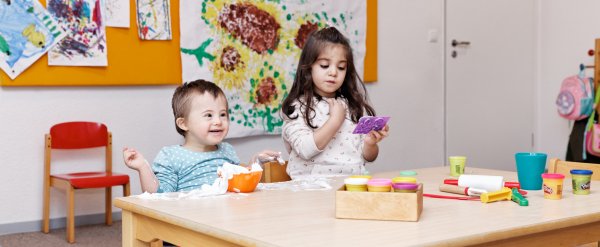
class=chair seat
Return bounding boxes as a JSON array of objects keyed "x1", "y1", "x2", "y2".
[{"x1": 52, "y1": 172, "x2": 129, "y2": 189}]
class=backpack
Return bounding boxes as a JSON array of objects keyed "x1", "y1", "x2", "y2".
[{"x1": 556, "y1": 68, "x2": 594, "y2": 120}]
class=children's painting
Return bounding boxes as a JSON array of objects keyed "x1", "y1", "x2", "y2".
[
  {"x1": 180, "y1": 0, "x2": 367, "y2": 138},
  {"x1": 106, "y1": 0, "x2": 130, "y2": 28},
  {"x1": 136, "y1": 0, "x2": 172, "y2": 40},
  {"x1": 0, "y1": 0, "x2": 66, "y2": 79},
  {"x1": 47, "y1": 0, "x2": 108, "y2": 66}
]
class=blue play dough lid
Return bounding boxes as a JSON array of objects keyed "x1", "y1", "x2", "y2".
[
  {"x1": 400, "y1": 170, "x2": 417, "y2": 176},
  {"x1": 570, "y1": 169, "x2": 593, "y2": 175}
]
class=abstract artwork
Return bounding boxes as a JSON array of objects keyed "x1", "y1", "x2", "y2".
[
  {"x1": 47, "y1": 0, "x2": 108, "y2": 66},
  {"x1": 136, "y1": 0, "x2": 172, "y2": 40},
  {"x1": 180, "y1": 0, "x2": 367, "y2": 138},
  {"x1": 105, "y1": 0, "x2": 130, "y2": 28},
  {"x1": 0, "y1": 0, "x2": 66, "y2": 79}
]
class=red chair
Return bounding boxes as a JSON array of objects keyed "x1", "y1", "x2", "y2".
[{"x1": 42, "y1": 122, "x2": 130, "y2": 243}]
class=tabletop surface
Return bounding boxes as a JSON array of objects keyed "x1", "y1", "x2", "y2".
[{"x1": 114, "y1": 167, "x2": 600, "y2": 247}]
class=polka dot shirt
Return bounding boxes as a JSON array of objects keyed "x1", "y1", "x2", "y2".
[{"x1": 152, "y1": 142, "x2": 240, "y2": 193}]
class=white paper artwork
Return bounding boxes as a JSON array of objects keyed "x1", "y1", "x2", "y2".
[
  {"x1": 136, "y1": 0, "x2": 172, "y2": 40},
  {"x1": 47, "y1": 0, "x2": 109, "y2": 66},
  {"x1": 105, "y1": 0, "x2": 130, "y2": 28},
  {"x1": 179, "y1": 0, "x2": 367, "y2": 138}
]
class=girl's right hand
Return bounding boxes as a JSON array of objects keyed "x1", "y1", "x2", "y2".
[
  {"x1": 326, "y1": 98, "x2": 346, "y2": 123},
  {"x1": 122, "y1": 147, "x2": 147, "y2": 171}
]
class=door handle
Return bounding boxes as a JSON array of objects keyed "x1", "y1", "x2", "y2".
[{"x1": 451, "y1": 39, "x2": 471, "y2": 47}]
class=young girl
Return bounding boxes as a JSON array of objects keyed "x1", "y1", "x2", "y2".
[
  {"x1": 123, "y1": 79, "x2": 279, "y2": 193},
  {"x1": 281, "y1": 27, "x2": 389, "y2": 179}
]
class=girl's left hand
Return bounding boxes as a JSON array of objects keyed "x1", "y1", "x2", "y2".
[{"x1": 364, "y1": 125, "x2": 390, "y2": 146}]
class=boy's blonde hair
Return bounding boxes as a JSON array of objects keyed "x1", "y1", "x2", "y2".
[{"x1": 172, "y1": 79, "x2": 228, "y2": 136}]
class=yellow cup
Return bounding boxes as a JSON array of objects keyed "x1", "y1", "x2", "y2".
[
  {"x1": 449, "y1": 156, "x2": 466, "y2": 177},
  {"x1": 542, "y1": 173, "x2": 565, "y2": 200},
  {"x1": 344, "y1": 177, "x2": 369, "y2": 192},
  {"x1": 367, "y1": 185, "x2": 392, "y2": 192},
  {"x1": 392, "y1": 176, "x2": 417, "y2": 184},
  {"x1": 346, "y1": 184, "x2": 368, "y2": 192},
  {"x1": 350, "y1": 175, "x2": 372, "y2": 179}
]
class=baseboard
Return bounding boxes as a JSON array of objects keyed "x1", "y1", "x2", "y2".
[{"x1": 0, "y1": 212, "x2": 122, "y2": 236}]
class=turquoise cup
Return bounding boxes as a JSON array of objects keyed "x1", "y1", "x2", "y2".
[{"x1": 515, "y1": 153, "x2": 547, "y2": 190}]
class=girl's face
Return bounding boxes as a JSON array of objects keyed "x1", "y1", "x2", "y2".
[
  {"x1": 176, "y1": 92, "x2": 229, "y2": 152},
  {"x1": 311, "y1": 43, "x2": 347, "y2": 98}
]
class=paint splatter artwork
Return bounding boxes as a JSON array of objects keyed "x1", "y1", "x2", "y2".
[
  {"x1": 180, "y1": 0, "x2": 366, "y2": 138},
  {"x1": 47, "y1": 0, "x2": 108, "y2": 66},
  {"x1": 105, "y1": 0, "x2": 130, "y2": 28},
  {"x1": 136, "y1": 0, "x2": 172, "y2": 40},
  {"x1": 0, "y1": 0, "x2": 66, "y2": 79}
]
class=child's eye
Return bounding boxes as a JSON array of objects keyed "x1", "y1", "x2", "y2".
[
  {"x1": 220, "y1": 112, "x2": 227, "y2": 117},
  {"x1": 338, "y1": 67, "x2": 346, "y2": 71},
  {"x1": 205, "y1": 113, "x2": 213, "y2": 118},
  {"x1": 320, "y1": 65, "x2": 329, "y2": 69}
]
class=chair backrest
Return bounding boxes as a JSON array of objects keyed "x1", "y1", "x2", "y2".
[
  {"x1": 50, "y1": 122, "x2": 108, "y2": 149},
  {"x1": 260, "y1": 161, "x2": 291, "y2": 183},
  {"x1": 45, "y1": 121, "x2": 112, "y2": 173},
  {"x1": 548, "y1": 158, "x2": 600, "y2": 180}
]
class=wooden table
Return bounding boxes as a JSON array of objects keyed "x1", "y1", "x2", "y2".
[{"x1": 114, "y1": 167, "x2": 600, "y2": 246}]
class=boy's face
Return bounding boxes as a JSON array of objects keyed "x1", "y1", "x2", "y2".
[
  {"x1": 311, "y1": 43, "x2": 347, "y2": 98},
  {"x1": 177, "y1": 92, "x2": 229, "y2": 151}
]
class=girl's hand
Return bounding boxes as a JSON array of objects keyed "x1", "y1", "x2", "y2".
[
  {"x1": 122, "y1": 147, "x2": 148, "y2": 170},
  {"x1": 326, "y1": 98, "x2": 346, "y2": 124},
  {"x1": 364, "y1": 125, "x2": 390, "y2": 146},
  {"x1": 252, "y1": 150, "x2": 282, "y2": 164}
]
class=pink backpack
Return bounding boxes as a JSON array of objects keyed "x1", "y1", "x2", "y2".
[{"x1": 556, "y1": 69, "x2": 594, "y2": 120}]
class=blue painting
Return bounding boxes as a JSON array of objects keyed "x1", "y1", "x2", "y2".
[{"x1": 0, "y1": 0, "x2": 66, "y2": 79}]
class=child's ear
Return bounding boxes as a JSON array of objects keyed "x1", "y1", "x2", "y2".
[{"x1": 176, "y1": 117, "x2": 189, "y2": 131}]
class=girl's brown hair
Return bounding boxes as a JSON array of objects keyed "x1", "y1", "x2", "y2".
[{"x1": 281, "y1": 26, "x2": 375, "y2": 128}]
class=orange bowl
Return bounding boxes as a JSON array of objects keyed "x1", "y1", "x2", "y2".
[{"x1": 227, "y1": 171, "x2": 263, "y2": 193}]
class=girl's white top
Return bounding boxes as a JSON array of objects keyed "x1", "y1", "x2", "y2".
[{"x1": 282, "y1": 97, "x2": 367, "y2": 179}]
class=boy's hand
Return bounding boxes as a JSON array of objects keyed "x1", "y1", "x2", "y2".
[
  {"x1": 364, "y1": 124, "x2": 390, "y2": 146},
  {"x1": 122, "y1": 147, "x2": 148, "y2": 170}
]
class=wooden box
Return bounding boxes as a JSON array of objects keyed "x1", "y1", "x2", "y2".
[
  {"x1": 335, "y1": 183, "x2": 423, "y2": 221},
  {"x1": 260, "y1": 161, "x2": 291, "y2": 183}
]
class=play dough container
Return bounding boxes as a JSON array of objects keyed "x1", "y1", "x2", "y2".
[
  {"x1": 392, "y1": 183, "x2": 419, "y2": 193},
  {"x1": 344, "y1": 177, "x2": 370, "y2": 192},
  {"x1": 227, "y1": 171, "x2": 262, "y2": 193},
  {"x1": 571, "y1": 169, "x2": 593, "y2": 195},
  {"x1": 392, "y1": 176, "x2": 417, "y2": 184},
  {"x1": 399, "y1": 170, "x2": 418, "y2": 177},
  {"x1": 367, "y1": 178, "x2": 392, "y2": 192},
  {"x1": 542, "y1": 173, "x2": 565, "y2": 200}
]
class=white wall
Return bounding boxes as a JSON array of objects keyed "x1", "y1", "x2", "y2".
[
  {"x1": 537, "y1": 0, "x2": 600, "y2": 160},
  {"x1": 0, "y1": 1, "x2": 445, "y2": 227},
  {"x1": 369, "y1": 0, "x2": 444, "y2": 170}
]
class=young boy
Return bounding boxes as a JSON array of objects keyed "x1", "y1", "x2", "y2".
[{"x1": 123, "y1": 79, "x2": 279, "y2": 193}]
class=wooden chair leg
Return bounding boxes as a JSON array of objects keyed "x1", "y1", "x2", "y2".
[
  {"x1": 66, "y1": 186, "x2": 75, "y2": 243},
  {"x1": 42, "y1": 183, "x2": 50, "y2": 233},
  {"x1": 106, "y1": 187, "x2": 112, "y2": 226},
  {"x1": 124, "y1": 182, "x2": 131, "y2": 196}
]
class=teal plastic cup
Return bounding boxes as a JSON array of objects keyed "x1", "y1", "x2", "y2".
[{"x1": 515, "y1": 153, "x2": 547, "y2": 190}]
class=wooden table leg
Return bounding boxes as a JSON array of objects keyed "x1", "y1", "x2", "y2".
[{"x1": 121, "y1": 210, "x2": 149, "y2": 247}]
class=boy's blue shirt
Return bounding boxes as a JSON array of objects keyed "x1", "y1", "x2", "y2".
[{"x1": 152, "y1": 142, "x2": 240, "y2": 193}]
